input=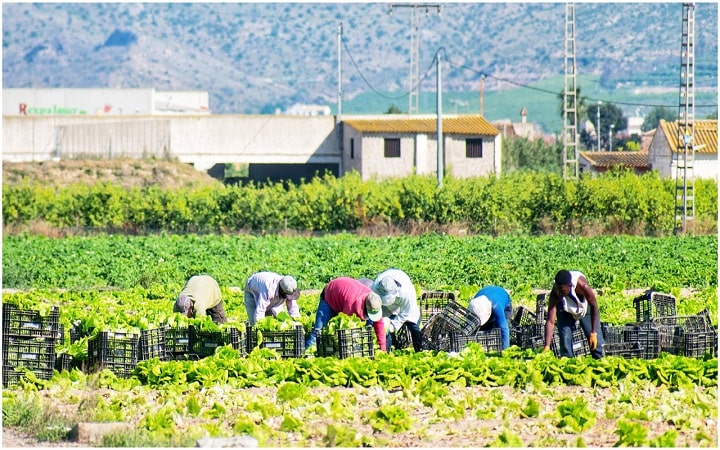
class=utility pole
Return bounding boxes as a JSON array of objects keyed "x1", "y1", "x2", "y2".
[
  {"x1": 337, "y1": 22, "x2": 343, "y2": 123},
  {"x1": 675, "y1": 3, "x2": 696, "y2": 233},
  {"x1": 596, "y1": 101, "x2": 602, "y2": 150},
  {"x1": 562, "y1": 2, "x2": 579, "y2": 179},
  {"x1": 390, "y1": 4, "x2": 441, "y2": 115},
  {"x1": 609, "y1": 124, "x2": 614, "y2": 151},
  {"x1": 436, "y1": 52, "x2": 443, "y2": 188},
  {"x1": 479, "y1": 75, "x2": 485, "y2": 116}
]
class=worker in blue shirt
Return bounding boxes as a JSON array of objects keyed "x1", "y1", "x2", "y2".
[{"x1": 468, "y1": 285, "x2": 512, "y2": 350}]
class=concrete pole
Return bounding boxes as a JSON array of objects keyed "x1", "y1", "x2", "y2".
[{"x1": 436, "y1": 52, "x2": 443, "y2": 188}]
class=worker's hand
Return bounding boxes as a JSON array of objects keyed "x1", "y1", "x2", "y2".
[
  {"x1": 382, "y1": 317, "x2": 394, "y2": 333},
  {"x1": 542, "y1": 345, "x2": 550, "y2": 353},
  {"x1": 589, "y1": 332, "x2": 598, "y2": 351}
]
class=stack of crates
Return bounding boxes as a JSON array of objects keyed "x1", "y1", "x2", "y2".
[
  {"x1": 651, "y1": 312, "x2": 715, "y2": 358},
  {"x1": 393, "y1": 291, "x2": 456, "y2": 351},
  {"x1": 87, "y1": 331, "x2": 140, "y2": 378},
  {"x1": 421, "y1": 300, "x2": 485, "y2": 352},
  {"x1": 631, "y1": 291, "x2": 716, "y2": 358},
  {"x1": 246, "y1": 324, "x2": 305, "y2": 358},
  {"x1": 510, "y1": 298, "x2": 544, "y2": 350},
  {"x1": 188, "y1": 325, "x2": 246, "y2": 359},
  {"x1": 317, "y1": 327, "x2": 375, "y2": 359},
  {"x1": 2, "y1": 303, "x2": 61, "y2": 387}
]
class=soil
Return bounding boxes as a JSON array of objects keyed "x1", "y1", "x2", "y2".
[{"x1": 2, "y1": 384, "x2": 716, "y2": 448}]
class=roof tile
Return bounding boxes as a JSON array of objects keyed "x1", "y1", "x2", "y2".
[
  {"x1": 343, "y1": 115, "x2": 499, "y2": 136},
  {"x1": 580, "y1": 151, "x2": 650, "y2": 168},
  {"x1": 658, "y1": 119, "x2": 718, "y2": 154}
]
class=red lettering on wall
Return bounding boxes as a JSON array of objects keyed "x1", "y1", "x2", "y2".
[{"x1": 19, "y1": 103, "x2": 27, "y2": 115}]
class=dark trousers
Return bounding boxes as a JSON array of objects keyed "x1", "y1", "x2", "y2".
[
  {"x1": 556, "y1": 310, "x2": 604, "y2": 359},
  {"x1": 207, "y1": 300, "x2": 227, "y2": 324}
]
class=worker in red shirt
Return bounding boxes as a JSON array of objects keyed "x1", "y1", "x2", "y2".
[{"x1": 304, "y1": 276, "x2": 386, "y2": 351}]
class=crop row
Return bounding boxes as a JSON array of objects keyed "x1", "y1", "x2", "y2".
[
  {"x1": 2, "y1": 233, "x2": 717, "y2": 291},
  {"x1": 3, "y1": 171, "x2": 717, "y2": 235},
  {"x1": 3, "y1": 345, "x2": 716, "y2": 447}
]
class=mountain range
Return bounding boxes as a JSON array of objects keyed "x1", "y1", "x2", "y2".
[{"x1": 2, "y1": 2, "x2": 718, "y2": 133}]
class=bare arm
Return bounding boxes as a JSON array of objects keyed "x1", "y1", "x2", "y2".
[{"x1": 544, "y1": 289, "x2": 559, "y2": 348}]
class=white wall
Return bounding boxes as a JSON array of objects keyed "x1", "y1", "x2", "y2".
[{"x1": 2, "y1": 115, "x2": 340, "y2": 171}]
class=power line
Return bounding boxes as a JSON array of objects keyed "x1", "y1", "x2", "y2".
[
  {"x1": 341, "y1": 38, "x2": 438, "y2": 104},
  {"x1": 444, "y1": 58, "x2": 718, "y2": 109}
]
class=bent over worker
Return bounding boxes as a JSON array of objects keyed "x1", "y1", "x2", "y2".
[
  {"x1": 305, "y1": 277, "x2": 387, "y2": 352},
  {"x1": 543, "y1": 269, "x2": 604, "y2": 359},
  {"x1": 174, "y1": 274, "x2": 227, "y2": 324}
]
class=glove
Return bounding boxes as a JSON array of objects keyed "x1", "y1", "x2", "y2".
[
  {"x1": 589, "y1": 332, "x2": 598, "y2": 351},
  {"x1": 382, "y1": 317, "x2": 394, "y2": 333}
]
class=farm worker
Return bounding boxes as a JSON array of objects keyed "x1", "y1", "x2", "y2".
[
  {"x1": 372, "y1": 268, "x2": 423, "y2": 352},
  {"x1": 468, "y1": 285, "x2": 513, "y2": 350},
  {"x1": 244, "y1": 271, "x2": 301, "y2": 326},
  {"x1": 304, "y1": 277, "x2": 387, "y2": 352},
  {"x1": 543, "y1": 270, "x2": 605, "y2": 359},
  {"x1": 174, "y1": 274, "x2": 227, "y2": 324}
]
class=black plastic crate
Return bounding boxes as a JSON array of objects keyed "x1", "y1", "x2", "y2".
[
  {"x1": 651, "y1": 314, "x2": 712, "y2": 333},
  {"x1": 87, "y1": 331, "x2": 139, "y2": 378},
  {"x1": 679, "y1": 330, "x2": 717, "y2": 358},
  {"x1": 391, "y1": 322, "x2": 413, "y2": 350},
  {"x1": 601, "y1": 322, "x2": 635, "y2": 345},
  {"x1": 421, "y1": 314, "x2": 448, "y2": 351},
  {"x1": 471, "y1": 328, "x2": 503, "y2": 353},
  {"x1": 2, "y1": 335, "x2": 57, "y2": 371},
  {"x1": 2, "y1": 365, "x2": 54, "y2": 387},
  {"x1": 55, "y1": 353, "x2": 75, "y2": 372},
  {"x1": 633, "y1": 291, "x2": 676, "y2": 323},
  {"x1": 189, "y1": 325, "x2": 246, "y2": 359},
  {"x1": 510, "y1": 323, "x2": 544, "y2": 350},
  {"x1": 624, "y1": 325, "x2": 660, "y2": 359},
  {"x1": 551, "y1": 328, "x2": 590, "y2": 357},
  {"x1": 317, "y1": 327, "x2": 375, "y2": 359},
  {"x1": 419, "y1": 291, "x2": 455, "y2": 322},
  {"x1": 247, "y1": 324, "x2": 304, "y2": 358},
  {"x1": 139, "y1": 328, "x2": 167, "y2": 361},
  {"x1": 535, "y1": 293, "x2": 548, "y2": 325},
  {"x1": 434, "y1": 300, "x2": 484, "y2": 336},
  {"x1": 2, "y1": 303, "x2": 60, "y2": 339},
  {"x1": 511, "y1": 306, "x2": 537, "y2": 327},
  {"x1": 164, "y1": 326, "x2": 190, "y2": 359},
  {"x1": 603, "y1": 342, "x2": 644, "y2": 359}
]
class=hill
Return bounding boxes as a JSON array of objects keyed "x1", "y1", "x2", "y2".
[{"x1": 2, "y1": 3, "x2": 718, "y2": 133}]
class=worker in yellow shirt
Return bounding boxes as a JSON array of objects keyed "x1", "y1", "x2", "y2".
[{"x1": 174, "y1": 274, "x2": 226, "y2": 324}]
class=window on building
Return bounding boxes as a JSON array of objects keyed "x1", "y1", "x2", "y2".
[
  {"x1": 466, "y1": 139, "x2": 483, "y2": 158},
  {"x1": 350, "y1": 138, "x2": 355, "y2": 159},
  {"x1": 384, "y1": 138, "x2": 401, "y2": 158}
]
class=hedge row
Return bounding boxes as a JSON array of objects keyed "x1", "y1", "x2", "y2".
[{"x1": 3, "y1": 171, "x2": 717, "y2": 235}]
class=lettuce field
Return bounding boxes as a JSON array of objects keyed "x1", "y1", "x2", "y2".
[{"x1": 1, "y1": 233, "x2": 718, "y2": 447}]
